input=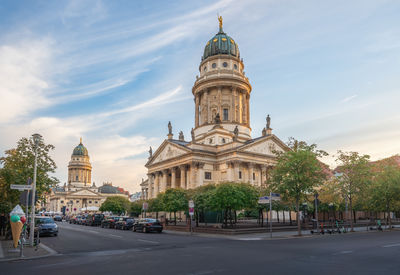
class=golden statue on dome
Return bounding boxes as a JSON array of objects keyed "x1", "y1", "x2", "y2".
[{"x1": 218, "y1": 15, "x2": 223, "y2": 29}]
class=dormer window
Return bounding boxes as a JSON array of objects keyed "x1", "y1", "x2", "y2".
[
  {"x1": 223, "y1": 62, "x2": 228, "y2": 67},
  {"x1": 212, "y1": 63, "x2": 217, "y2": 68}
]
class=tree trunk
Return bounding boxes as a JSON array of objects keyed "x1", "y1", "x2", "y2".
[
  {"x1": 349, "y1": 197, "x2": 354, "y2": 232},
  {"x1": 174, "y1": 211, "x2": 176, "y2": 225},
  {"x1": 276, "y1": 210, "x2": 280, "y2": 223},
  {"x1": 289, "y1": 210, "x2": 292, "y2": 226},
  {"x1": 283, "y1": 210, "x2": 286, "y2": 224},
  {"x1": 296, "y1": 198, "x2": 301, "y2": 236},
  {"x1": 261, "y1": 209, "x2": 264, "y2": 227}
]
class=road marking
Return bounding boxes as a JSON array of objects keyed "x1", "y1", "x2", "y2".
[
  {"x1": 39, "y1": 243, "x2": 58, "y2": 255},
  {"x1": 383, "y1": 243, "x2": 400, "y2": 248},
  {"x1": 333, "y1": 250, "x2": 353, "y2": 255},
  {"x1": 237, "y1": 237, "x2": 262, "y2": 241},
  {"x1": 108, "y1": 234, "x2": 122, "y2": 238},
  {"x1": 138, "y1": 239, "x2": 159, "y2": 244}
]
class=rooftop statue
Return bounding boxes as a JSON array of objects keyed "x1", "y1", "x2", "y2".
[
  {"x1": 214, "y1": 113, "x2": 221, "y2": 124},
  {"x1": 218, "y1": 15, "x2": 223, "y2": 30},
  {"x1": 168, "y1": 121, "x2": 172, "y2": 134},
  {"x1": 191, "y1": 128, "x2": 195, "y2": 142},
  {"x1": 149, "y1": 146, "x2": 152, "y2": 158},
  {"x1": 179, "y1": 131, "x2": 184, "y2": 141},
  {"x1": 266, "y1": 114, "x2": 271, "y2": 129}
]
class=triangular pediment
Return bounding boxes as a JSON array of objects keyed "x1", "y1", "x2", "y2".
[
  {"x1": 239, "y1": 135, "x2": 289, "y2": 156},
  {"x1": 69, "y1": 189, "x2": 101, "y2": 197},
  {"x1": 147, "y1": 140, "x2": 191, "y2": 166}
]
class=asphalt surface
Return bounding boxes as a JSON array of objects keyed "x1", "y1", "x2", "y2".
[{"x1": 1, "y1": 221, "x2": 400, "y2": 275}]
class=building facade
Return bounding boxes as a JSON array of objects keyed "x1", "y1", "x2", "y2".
[
  {"x1": 142, "y1": 19, "x2": 289, "y2": 199},
  {"x1": 46, "y1": 139, "x2": 129, "y2": 214}
]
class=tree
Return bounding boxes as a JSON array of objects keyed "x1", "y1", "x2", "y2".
[
  {"x1": 130, "y1": 201, "x2": 144, "y2": 217},
  {"x1": 147, "y1": 196, "x2": 164, "y2": 219},
  {"x1": 336, "y1": 151, "x2": 371, "y2": 231},
  {"x1": 188, "y1": 184, "x2": 216, "y2": 226},
  {"x1": 160, "y1": 188, "x2": 187, "y2": 225},
  {"x1": 270, "y1": 138, "x2": 328, "y2": 236},
  {"x1": 368, "y1": 160, "x2": 400, "y2": 229},
  {"x1": 209, "y1": 182, "x2": 258, "y2": 228},
  {"x1": 99, "y1": 196, "x2": 130, "y2": 214},
  {"x1": 0, "y1": 136, "x2": 58, "y2": 209}
]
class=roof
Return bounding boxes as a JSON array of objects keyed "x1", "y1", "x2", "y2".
[
  {"x1": 202, "y1": 26, "x2": 239, "y2": 61},
  {"x1": 72, "y1": 141, "x2": 88, "y2": 156}
]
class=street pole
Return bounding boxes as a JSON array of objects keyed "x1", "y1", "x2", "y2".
[
  {"x1": 29, "y1": 134, "x2": 41, "y2": 246},
  {"x1": 315, "y1": 193, "x2": 319, "y2": 234},
  {"x1": 269, "y1": 192, "x2": 272, "y2": 238}
]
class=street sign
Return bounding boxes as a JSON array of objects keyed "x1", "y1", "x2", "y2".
[
  {"x1": 188, "y1": 200, "x2": 194, "y2": 208},
  {"x1": 270, "y1": 193, "x2": 281, "y2": 201},
  {"x1": 258, "y1": 196, "x2": 270, "y2": 204},
  {"x1": 142, "y1": 202, "x2": 148, "y2": 211},
  {"x1": 11, "y1": 185, "x2": 33, "y2": 191}
]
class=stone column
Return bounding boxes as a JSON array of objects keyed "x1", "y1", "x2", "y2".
[
  {"x1": 262, "y1": 165, "x2": 268, "y2": 186},
  {"x1": 195, "y1": 95, "x2": 199, "y2": 127},
  {"x1": 258, "y1": 166, "x2": 263, "y2": 187},
  {"x1": 171, "y1": 167, "x2": 176, "y2": 188},
  {"x1": 161, "y1": 170, "x2": 168, "y2": 192},
  {"x1": 231, "y1": 87, "x2": 236, "y2": 122},
  {"x1": 203, "y1": 90, "x2": 208, "y2": 124},
  {"x1": 226, "y1": 161, "x2": 232, "y2": 181},
  {"x1": 234, "y1": 161, "x2": 240, "y2": 181},
  {"x1": 246, "y1": 94, "x2": 250, "y2": 126},
  {"x1": 197, "y1": 162, "x2": 205, "y2": 187},
  {"x1": 154, "y1": 173, "x2": 160, "y2": 197},
  {"x1": 248, "y1": 163, "x2": 254, "y2": 185},
  {"x1": 148, "y1": 174, "x2": 153, "y2": 199},
  {"x1": 180, "y1": 165, "x2": 186, "y2": 189},
  {"x1": 218, "y1": 86, "x2": 222, "y2": 115}
]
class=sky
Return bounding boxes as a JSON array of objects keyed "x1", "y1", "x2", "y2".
[{"x1": 0, "y1": 0, "x2": 399, "y2": 193}]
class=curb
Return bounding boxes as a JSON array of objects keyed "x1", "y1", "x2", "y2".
[{"x1": 0, "y1": 243, "x2": 59, "y2": 262}]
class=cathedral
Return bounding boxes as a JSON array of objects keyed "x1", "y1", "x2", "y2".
[
  {"x1": 46, "y1": 139, "x2": 129, "y2": 214},
  {"x1": 142, "y1": 18, "x2": 289, "y2": 199}
]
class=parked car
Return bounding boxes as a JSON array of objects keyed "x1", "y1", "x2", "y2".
[
  {"x1": 133, "y1": 218, "x2": 163, "y2": 233},
  {"x1": 86, "y1": 214, "x2": 104, "y2": 226},
  {"x1": 115, "y1": 218, "x2": 135, "y2": 230},
  {"x1": 35, "y1": 217, "x2": 58, "y2": 236},
  {"x1": 101, "y1": 216, "x2": 120, "y2": 228},
  {"x1": 70, "y1": 215, "x2": 81, "y2": 224},
  {"x1": 53, "y1": 215, "x2": 62, "y2": 222}
]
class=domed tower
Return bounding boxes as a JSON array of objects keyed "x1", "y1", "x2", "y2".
[
  {"x1": 68, "y1": 138, "x2": 92, "y2": 188},
  {"x1": 192, "y1": 17, "x2": 252, "y2": 144}
]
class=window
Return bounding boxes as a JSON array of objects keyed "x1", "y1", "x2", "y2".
[
  {"x1": 205, "y1": 172, "x2": 212, "y2": 180},
  {"x1": 239, "y1": 171, "x2": 242, "y2": 179},
  {"x1": 253, "y1": 173, "x2": 256, "y2": 180},
  {"x1": 95, "y1": 201, "x2": 98, "y2": 204},
  {"x1": 76, "y1": 175, "x2": 78, "y2": 181},
  {"x1": 223, "y1": 62, "x2": 228, "y2": 67},
  {"x1": 212, "y1": 63, "x2": 217, "y2": 68},
  {"x1": 234, "y1": 64, "x2": 238, "y2": 70},
  {"x1": 223, "y1": 108, "x2": 228, "y2": 121},
  {"x1": 209, "y1": 138, "x2": 213, "y2": 144},
  {"x1": 222, "y1": 138, "x2": 226, "y2": 144},
  {"x1": 204, "y1": 66, "x2": 207, "y2": 72},
  {"x1": 76, "y1": 200, "x2": 79, "y2": 203},
  {"x1": 60, "y1": 200, "x2": 64, "y2": 204},
  {"x1": 89, "y1": 201, "x2": 92, "y2": 203}
]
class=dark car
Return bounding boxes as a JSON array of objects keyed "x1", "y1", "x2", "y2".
[
  {"x1": 133, "y1": 218, "x2": 163, "y2": 233},
  {"x1": 35, "y1": 217, "x2": 58, "y2": 236},
  {"x1": 54, "y1": 215, "x2": 62, "y2": 222},
  {"x1": 86, "y1": 214, "x2": 104, "y2": 226},
  {"x1": 70, "y1": 215, "x2": 81, "y2": 224},
  {"x1": 115, "y1": 218, "x2": 135, "y2": 230},
  {"x1": 101, "y1": 216, "x2": 120, "y2": 229},
  {"x1": 79, "y1": 215, "x2": 88, "y2": 225}
]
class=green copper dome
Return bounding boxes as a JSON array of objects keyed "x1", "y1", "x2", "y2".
[
  {"x1": 72, "y1": 138, "x2": 88, "y2": 156},
  {"x1": 202, "y1": 25, "x2": 240, "y2": 61}
]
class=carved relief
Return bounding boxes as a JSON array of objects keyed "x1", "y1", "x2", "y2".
[
  {"x1": 243, "y1": 140, "x2": 283, "y2": 155},
  {"x1": 152, "y1": 144, "x2": 187, "y2": 164}
]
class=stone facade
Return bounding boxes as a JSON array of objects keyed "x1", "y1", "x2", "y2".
[
  {"x1": 142, "y1": 20, "x2": 289, "y2": 199},
  {"x1": 46, "y1": 139, "x2": 129, "y2": 214}
]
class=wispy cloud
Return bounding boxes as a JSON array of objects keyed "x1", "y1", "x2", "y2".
[{"x1": 341, "y1": 94, "x2": 358, "y2": 103}]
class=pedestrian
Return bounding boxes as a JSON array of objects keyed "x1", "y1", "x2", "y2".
[{"x1": 0, "y1": 213, "x2": 6, "y2": 237}]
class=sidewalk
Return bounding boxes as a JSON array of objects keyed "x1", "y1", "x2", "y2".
[
  {"x1": 164, "y1": 224, "x2": 400, "y2": 240},
  {"x1": 0, "y1": 238, "x2": 57, "y2": 262}
]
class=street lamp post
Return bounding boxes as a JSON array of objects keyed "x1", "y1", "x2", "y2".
[{"x1": 29, "y1": 133, "x2": 42, "y2": 246}]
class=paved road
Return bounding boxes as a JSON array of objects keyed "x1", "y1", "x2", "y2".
[{"x1": 1, "y1": 222, "x2": 400, "y2": 275}]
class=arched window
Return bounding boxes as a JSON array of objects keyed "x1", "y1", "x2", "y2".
[{"x1": 223, "y1": 108, "x2": 229, "y2": 121}]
